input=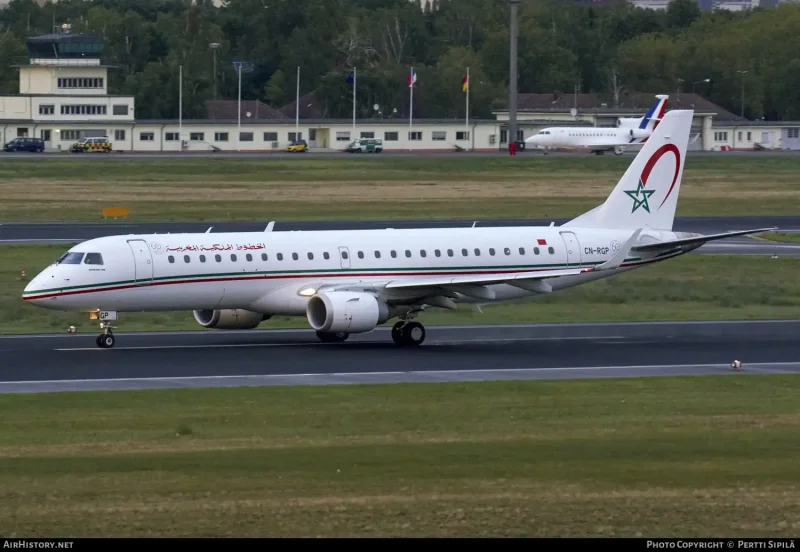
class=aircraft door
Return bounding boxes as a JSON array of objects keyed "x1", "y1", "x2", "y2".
[
  {"x1": 559, "y1": 231, "x2": 582, "y2": 267},
  {"x1": 338, "y1": 246, "x2": 351, "y2": 269},
  {"x1": 127, "y1": 239, "x2": 154, "y2": 284}
]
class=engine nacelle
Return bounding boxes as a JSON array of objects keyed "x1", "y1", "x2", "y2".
[
  {"x1": 628, "y1": 128, "x2": 651, "y2": 140},
  {"x1": 306, "y1": 291, "x2": 393, "y2": 334},
  {"x1": 617, "y1": 117, "x2": 639, "y2": 128},
  {"x1": 193, "y1": 309, "x2": 270, "y2": 330}
]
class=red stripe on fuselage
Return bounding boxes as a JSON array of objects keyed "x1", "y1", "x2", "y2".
[{"x1": 22, "y1": 255, "x2": 671, "y2": 302}]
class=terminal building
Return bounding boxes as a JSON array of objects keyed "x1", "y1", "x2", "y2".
[{"x1": 1, "y1": 26, "x2": 798, "y2": 153}]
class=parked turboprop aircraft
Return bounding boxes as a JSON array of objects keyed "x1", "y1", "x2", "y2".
[
  {"x1": 525, "y1": 94, "x2": 669, "y2": 155},
  {"x1": 23, "y1": 109, "x2": 773, "y2": 349}
]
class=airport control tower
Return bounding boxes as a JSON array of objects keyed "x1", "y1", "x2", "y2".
[{"x1": 1, "y1": 23, "x2": 135, "y2": 150}]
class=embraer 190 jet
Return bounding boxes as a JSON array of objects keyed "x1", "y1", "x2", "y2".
[
  {"x1": 525, "y1": 94, "x2": 669, "y2": 155},
  {"x1": 22, "y1": 109, "x2": 773, "y2": 349}
]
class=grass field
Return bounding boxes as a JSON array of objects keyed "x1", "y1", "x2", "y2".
[
  {"x1": 3, "y1": 244, "x2": 799, "y2": 334},
  {"x1": 1, "y1": 155, "x2": 800, "y2": 221},
  {"x1": 1, "y1": 376, "x2": 799, "y2": 537},
  {"x1": 762, "y1": 231, "x2": 800, "y2": 243}
]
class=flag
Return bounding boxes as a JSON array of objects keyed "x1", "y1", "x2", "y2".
[
  {"x1": 407, "y1": 67, "x2": 417, "y2": 88},
  {"x1": 462, "y1": 74, "x2": 469, "y2": 93},
  {"x1": 346, "y1": 71, "x2": 355, "y2": 84}
]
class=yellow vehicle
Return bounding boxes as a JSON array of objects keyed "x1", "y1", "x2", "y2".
[
  {"x1": 71, "y1": 137, "x2": 112, "y2": 153},
  {"x1": 286, "y1": 139, "x2": 308, "y2": 153}
]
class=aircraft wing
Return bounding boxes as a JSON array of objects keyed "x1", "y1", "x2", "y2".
[
  {"x1": 631, "y1": 227, "x2": 776, "y2": 252},
  {"x1": 383, "y1": 267, "x2": 592, "y2": 291}
]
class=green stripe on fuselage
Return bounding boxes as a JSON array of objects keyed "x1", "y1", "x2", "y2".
[{"x1": 22, "y1": 257, "x2": 648, "y2": 297}]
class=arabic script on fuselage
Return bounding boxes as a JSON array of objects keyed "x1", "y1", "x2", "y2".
[{"x1": 164, "y1": 243, "x2": 266, "y2": 252}]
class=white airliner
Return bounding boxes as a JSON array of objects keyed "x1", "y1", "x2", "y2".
[
  {"x1": 22, "y1": 109, "x2": 773, "y2": 349},
  {"x1": 525, "y1": 94, "x2": 669, "y2": 155}
]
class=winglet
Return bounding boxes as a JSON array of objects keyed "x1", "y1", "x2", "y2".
[
  {"x1": 265, "y1": 221, "x2": 275, "y2": 232},
  {"x1": 593, "y1": 228, "x2": 642, "y2": 271}
]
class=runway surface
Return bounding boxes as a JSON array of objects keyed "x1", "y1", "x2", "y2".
[
  {"x1": 2, "y1": 320, "x2": 799, "y2": 394},
  {"x1": 0, "y1": 150, "x2": 797, "y2": 160},
  {"x1": 1, "y1": 215, "x2": 797, "y2": 256}
]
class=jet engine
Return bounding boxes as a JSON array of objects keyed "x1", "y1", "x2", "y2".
[
  {"x1": 628, "y1": 128, "x2": 651, "y2": 140},
  {"x1": 306, "y1": 291, "x2": 395, "y2": 334},
  {"x1": 193, "y1": 309, "x2": 270, "y2": 330}
]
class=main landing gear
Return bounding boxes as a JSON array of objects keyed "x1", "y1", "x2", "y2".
[
  {"x1": 391, "y1": 321, "x2": 426, "y2": 347},
  {"x1": 96, "y1": 321, "x2": 116, "y2": 348}
]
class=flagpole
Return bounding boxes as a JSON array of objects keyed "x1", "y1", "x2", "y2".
[
  {"x1": 295, "y1": 66, "x2": 300, "y2": 140},
  {"x1": 352, "y1": 66, "x2": 356, "y2": 133},
  {"x1": 409, "y1": 67, "x2": 413, "y2": 133},
  {"x1": 465, "y1": 66, "x2": 470, "y2": 149},
  {"x1": 178, "y1": 64, "x2": 182, "y2": 153},
  {"x1": 237, "y1": 63, "x2": 241, "y2": 151}
]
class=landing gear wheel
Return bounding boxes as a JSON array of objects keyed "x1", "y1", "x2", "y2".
[
  {"x1": 97, "y1": 332, "x2": 115, "y2": 348},
  {"x1": 391, "y1": 321, "x2": 425, "y2": 347},
  {"x1": 316, "y1": 330, "x2": 349, "y2": 343}
]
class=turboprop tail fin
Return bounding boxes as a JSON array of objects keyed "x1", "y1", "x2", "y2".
[{"x1": 563, "y1": 109, "x2": 694, "y2": 231}]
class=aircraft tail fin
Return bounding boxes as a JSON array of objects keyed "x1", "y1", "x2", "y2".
[
  {"x1": 563, "y1": 109, "x2": 693, "y2": 231},
  {"x1": 640, "y1": 94, "x2": 669, "y2": 132}
]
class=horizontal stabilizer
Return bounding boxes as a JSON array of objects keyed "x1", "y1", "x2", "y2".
[
  {"x1": 384, "y1": 267, "x2": 591, "y2": 290},
  {"x1": 632, "y1": 227, "x2": 777, "y2": 252}
]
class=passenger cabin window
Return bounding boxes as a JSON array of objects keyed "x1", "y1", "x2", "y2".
[
  {"x1": 420, "y1": 250, "x2": 426, "y2": 257},
  {"x1": 341, "y1": 251, "x2": 348, "y2": 259},
  {"x1": 56, "y1": 252, "x2": 84, "y2": 264},
  {"x1": 358, "y1": 251, "x2": 364, "y2": 259},
  {"x1": 308, "y1": 252, "x2": 314, "y2": 260},
  {"x1": 168, "y1": 256, "x2": 175, "y2": 263},
  {"x1": 246, "y1": 254, "x2": 253, "y2": 261},
  {"x1": 200, "y1": 255, "x2": 206, "y2": 262},
  {"x1": 231, "y1": 254, "x2": 237, "y2": 262},
  {"x1": 261, "y1": 253, "x2": 268, "y2": 261},
  {"x1": 292, "y1": 253, "x2": 299, "y2": 260},
  {"x1": 323, "y1": 252, "x2": 330, "y2": 260},
  {"x1": 184, "y1": 255, "x2": 190, "y2": 263},
  {"x1": 489, "y1": 248, "x2": 495, "y2": 256},
  {"x1": 548, "y1": 247, "x2": 555, "y2": 254},
  {"x1": 215, "y1": 254, "x2": 222, "y2": 262},
  {"x1": 84, "y1": 253, "x2": 103, "y2": 265},
  {"x1": 375, "y1": 251, "x2": 381, "y2": 258},
  {"x1": 277, "y1": 253, "x2": 283, "y2": 261}
]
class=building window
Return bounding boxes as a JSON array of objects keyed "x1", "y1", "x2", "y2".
[
  {"x1": 39, "y1": 105, "x2": 54, "y2": 115},
  {"x1": 384, "y1": 132, "x2": 398, "y2": 141},
  {"x1": 190, "y1": 132, "x2": 204, "y2": 141},
  {"x1": 360, "y1": 132, "x2": 374, "y2": 139},
  {"x1": 432, "y1": 131, "x2": 446, "y2": 141},
  {"x1": 289, "y1": 132, "x2": 302, "y2": 142},
  {"x1": 240, "y1": 132, "x2": 254, "y2": 142},
  {"x1": 140, "y1": 132, "x2": 154, "y2": 141},
  {"x1": 264, "y1": 132, "x2": 278, "y2": 142},
  {"x1": 113, "y1": 105, "x2": 128, "y2": 116},
  {"x1": 114, "y1": 130, "x2": 126, "y2": 141},
  {"x1": 336, "y1": 131, "x2": 350, "y2": 141},
  {"x1": 409, "y1": 131, "x2": 422, "y2": 141},
  {"x1": 714, "y1": 132, "x2": 728, "y2": 142},
  {"x1": 57, "y1": 77, "x2": 103, "y2": 89},
  {"x1": 165, "y1": 132, "x2": 179, "y2": 141},
  {"x1": 456, "y1": 131, "x2": 470, "y2": 140},
  {"x1": 747, "y1": 131, "x2": 752, "y2": 141},
  {"x1": 788, "y1": 128, "x2": 800, "y2": 139},
  {"x1": 60, "y1": 105, "x2": 107, "y2": 116},
  {"x1": 215, "y1": 132, "x2": 228, "y2": 142}
]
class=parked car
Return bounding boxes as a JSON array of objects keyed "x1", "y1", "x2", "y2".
[
  {"x1": 346, "y1": 138, "x2": 383, "y2": 153},
  {"x1": 286, "y1": 140, "x2": 308, "y2": 152},
  {"x1": 3, "y1": 137, "x2": 45, "y2": 152},
  {"x1": 70, "y1": 136, "x2": 112, "y2": 153}
]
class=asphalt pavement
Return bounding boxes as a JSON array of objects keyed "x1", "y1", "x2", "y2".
[{"x1": 2, "y1": 320, "x2": 798, "y2": 394}]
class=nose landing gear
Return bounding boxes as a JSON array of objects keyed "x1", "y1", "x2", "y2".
[{"x1": 95, "y1": 321, "x2": 116, "y2": 348}]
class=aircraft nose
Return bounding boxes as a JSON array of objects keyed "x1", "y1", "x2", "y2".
[{"x1": 22, "y1": 272, "x2": 46, "y2": 302}]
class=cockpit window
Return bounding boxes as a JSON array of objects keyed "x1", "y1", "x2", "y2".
[
  {"x1": 55, "y1": 252, "x2": 84, "y2": 265},
  {"x1": 84, "y1": 253, "x2": 103, "y2": 265}
]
